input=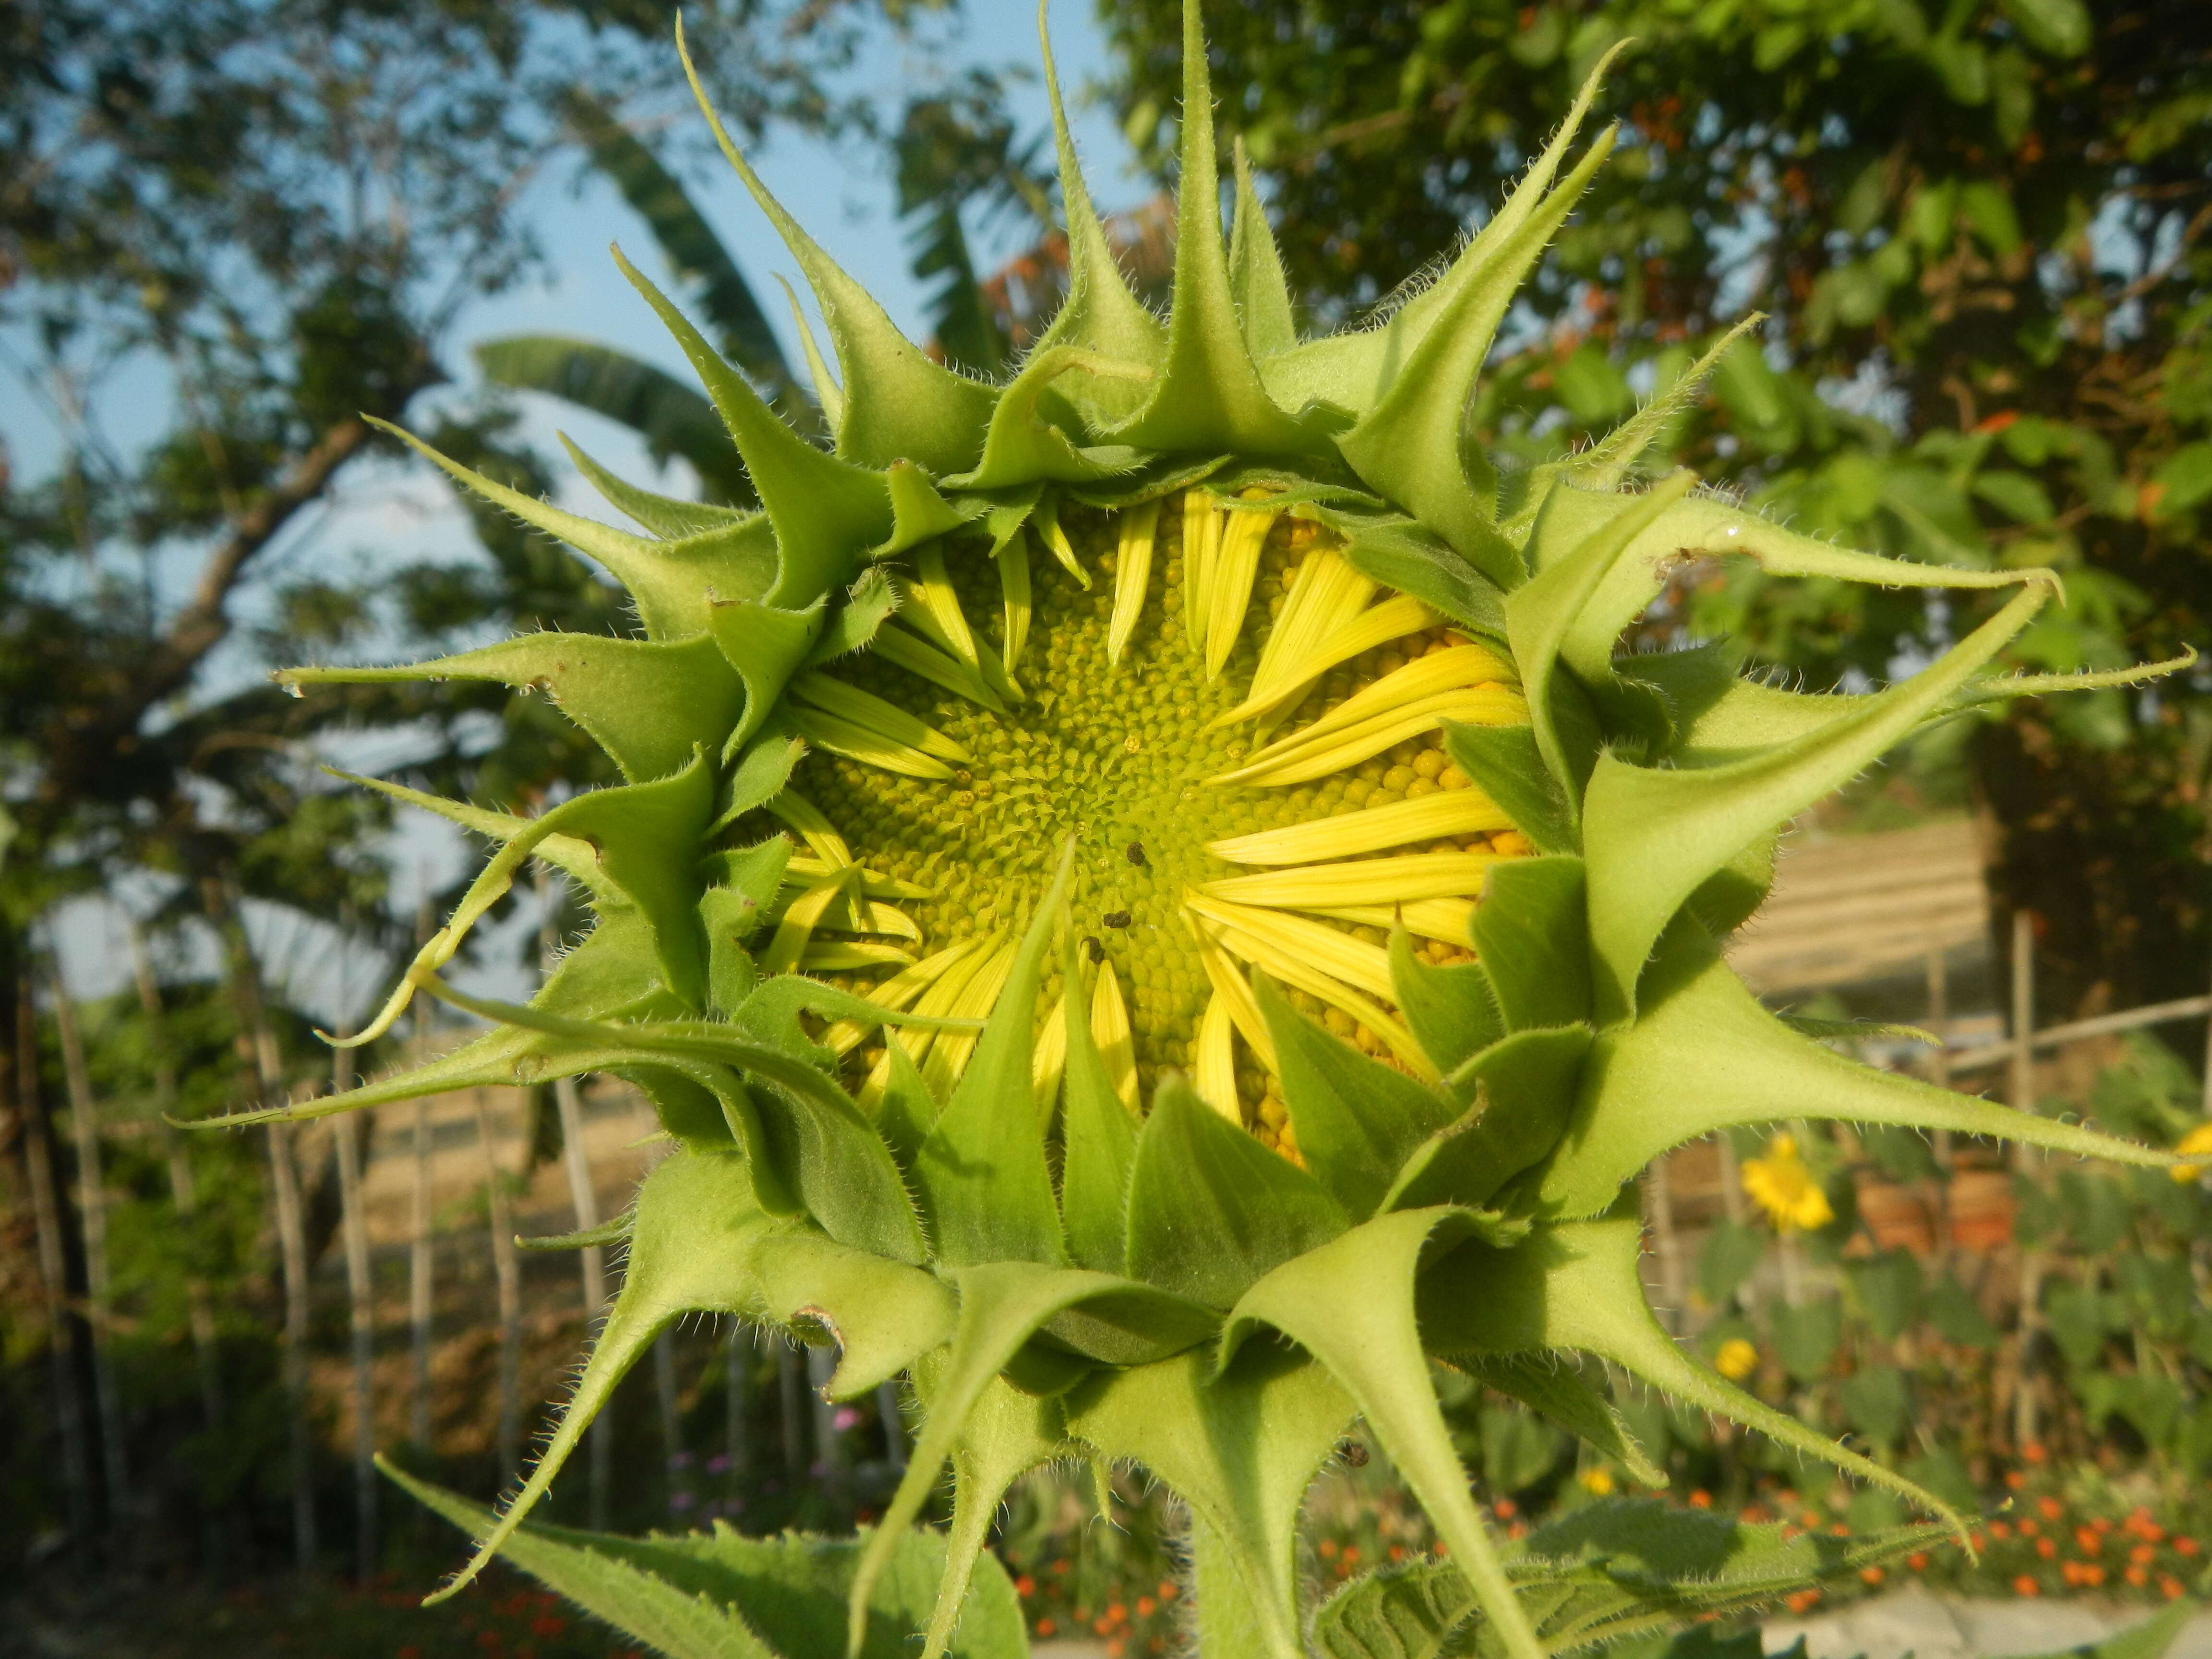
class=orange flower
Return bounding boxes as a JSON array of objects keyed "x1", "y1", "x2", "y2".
[
  {"x1": 1860, "y1": 1567, "x2": 1886, "y2": 1586},
  {"x1": 2038, "y1": 1497, "x2": 2063, "y2": 1521},
  {"x1": 2126, "y1": 1567, "x2": 2150, "y2": 1588},
  {"x1": 1690, "y1": 1490, "x2": 1713, "y2": 1510},
  {"x1": 1990, "y1": 1522, "x2": 2013, "y2": 1540},
  {"x1": 2014, "y1": 1576, "x2": 2041, "y2": 1597},
  {"x1": 1908, "y1": 1552, "x2": 1930, "y2": 1571},
  {"x1": 2037, "y1": 1539, "x2": 2057, "y2": 1560}
]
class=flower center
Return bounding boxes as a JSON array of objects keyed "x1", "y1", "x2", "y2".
[{"x1": 766, "y1": 489, "x2": 1530, "y2": 1142}]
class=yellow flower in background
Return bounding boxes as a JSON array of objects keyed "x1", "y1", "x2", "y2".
[
  {"x1": 1578, "y1": 1468, "x2": 1616, "y2": 1497},
  {"x1": 1714, "y1": 1338, "x2": 1760, "y2": 1382},
  {"x1": 1742, "y1": 1132, "x2": 1834, "y2": 1232},
  {"x1": 2172, "y1": 1122, "x2": 2212, "y2": 1183}
]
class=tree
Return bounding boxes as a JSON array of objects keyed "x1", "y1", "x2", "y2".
[{"x1": 1105, "y1": 0, "x2": 2212, "y2": 1019}]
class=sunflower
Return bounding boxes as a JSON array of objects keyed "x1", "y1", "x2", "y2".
[{"x1": 222, "y1": 4, "x2": 2187, "y2": 1657}]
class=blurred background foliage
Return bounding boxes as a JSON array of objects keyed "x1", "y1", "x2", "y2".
[{"x1": 4, "y1": 0, "x2": 2212, "y2": 1640}]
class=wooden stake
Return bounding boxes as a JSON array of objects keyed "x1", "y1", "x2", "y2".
[
  {"x1": 51, "y1": 967, "x2": 129, "y2": 1528},
  {"x1": 17, "y1": 973, "x2": 94, "y2": 1540},
  {"x1": 407, "y1": 897, "x2": 435, "y2": 1461},
  {"x1": 330, "y1": 983, "x2": 377, "y2": 1580},
  {"x1": 2008, "y1": 908, "x2": 2044, "y2": 1455},
  {"x1": 473, "y1": 1088, "x2": 522, "y2": 1484},
  {"x1": 130, "y1": 926, "x2": 222, "y2": 1433}
]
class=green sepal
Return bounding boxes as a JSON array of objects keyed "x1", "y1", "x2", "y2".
[
  {"x1": 949, "y1": 347, "x2": 1156, "y2": 490},
  {"x1": 615, "y1": 246, "x2": 893, "y2": 607},
  {"x1": 1221, "y1": 1206, "x2": 1549, "y2": 1659},
  {"x1": 1581, "y1": 580, "x2": 2051, "y2": 1021},
  {"x1": 913, "y1": 845, "x2": 1073, "y2": 1267},
  {"x1": 181, "y1": 912, "x2": 673, "y2": 1129},
  {"x1": 1228, "y1": 138, "x2": 1297, "y2": 360},
  {"x1": 366, "y1": 416, "x2": 773, "y2": 637},
  {"x1": 1537, "y1": 315, "x2": 1766, "y2": 505},
  {"x1": 1261, "y1": 45, "x2": 1623, "y2": 425},
  {"x1": 558, "y1": 429, "x2": 753, "y2": 536},
  {"x1": 1534, "y1": 926, "x2": 2173, "y2": 1218},
  {"x1": 678, "y1": 30, "x2": 998, "y2": 477},
  {"x1": 321, "y1": 768, "x2": 616, "y2": 902},
  {"x1": 1386, "y1": 1026, "x2": 1592, "y2": 1212},
  {"x1": 385, "y1": 1463, "x2": 1025, "y2": 1659},
  {"x1": 1258, "y1": 974, "x2": 1455, "y2": 1220},
  {"x1": 908, "y1": 1358, "x2": 1074, "y2": 1659},
  {"x1": 1391, "y1": 926, "x2": 1505, "y2": 1083},
  {"x1": 1109, "y1": 0, "x2": 1323, "y2": 459},
  {"x1": 707, "y1": 598, "x2": 825, "y2": 756},
  {"x1": 1058, "y1": 938, "x2": 1140, "y2": 1274},
  {"x1": 1416, "y1": 1208, "x2": 1969, "y2": 1542},
  {"x1": 1335, "y1": 132, "x2": 1616, "y2": 580},
  {"x1": 625, "y1": 1066, "x2": 748, "y2": 1157},
  {"x1": 517, "y1": 1213, "x2": 634, "y2": 1252},
  {"x1": 1683, "y1": 828, "x2": 1780, "y2": 942},
  {"x1": 285, "y1": 633, "x2": 745, "y2": 786},
  {"x1": 425, "y1": 1151, "x2": 781, "y2": 1599},
  {"x1": 713, "y1": 731, "x2": 805, "y2": 832},
  {"x1": 751, "y1": 1228, "x2": 958, "y2": 1396},
  {"x1": 701, "y1": 840, "x2": 791, "y2": 1016},
  {"x1": 1124, "y1": 1076, "x2": 1350, "y2": 1309},
  {"x1": 872, "y1": 1034, "x2": 938, "y2": 1171},
  {"x1": 1507, "y1": 472, "x2": 1696, "y2": 810},
  {"x1": 1064, "y1": 1346, "x2": 1354, "y2": 1659},
  {"x1": 744, "y1": 1075, "x2": 926, "y2": 1266},
  {"x1": 1472, "y1": 857, "x2": 1591, "y2": 1032},
  {"x1": 1319, "y1": 506, "x2": 1514, "y2": 642},
  {"x1": 807, "y1": 566, "x2": 900, "y2": 665},
  {"x1": 1464, "y1": 1354, "x2": 1665, "y2": 1489},
  {"x1": 1442, "y1": 725, "x2": 1577, "y2": 855},
  {"x1": 848, "y1": 1259, "x2": 1179, "y2": 1657},
  {"x1": 877, "y1": 460, "x2": 987, "y2": 556}
]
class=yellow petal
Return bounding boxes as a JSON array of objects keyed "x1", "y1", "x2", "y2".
[
  {"x1": 905, "y1": 544, "x2": 981, "y2": 669},
  {"x1": 871, "y1": 621, "x2": 1003, "y2": 710},
  {"x1": 997, "y1": 528, "x2": 1033, "y2": 682},
  {"x1": 1303, "y1": 899, "x2": 1478, "y2": 947},
  {"x1": 785, "y1": 856, "x2": 931, "y2": 901},
  {"x1": 921, "y1": 936, "x2": 1017, "y2": 1098},
  {"x1": 1202, "y1": 851, "x2": 1500, "y2": 910},
  {"x1": 1189, "y1": 922, "x2": 1277, "y2": 1071},
  {"x1": 826, "y1": 937, "x2": 978, "y2": 1056},
  {"x1": 1184, "y1": 892, "x2": 1395, "y2": 1001},
  {"x1": 790, "y1": 671, "x2": 970, "y2": 762},
  {"x1": 1241, "y1": 545, "x2": 1376, "y2": 708},
  {"x1": 1091, "y1": 956, "x2": 1139, "y2": 1113},
  {"x1": 799, "y1": 940, "x2": 917, "y2": 971},
  {"x1": 785, "y1": 706, "x2": 956, "y2": 780},
  {"x1": 1107, "y1": 499, "x2": 1162, "y2": 667},
  {"x1": 1204, "y1": 504, "x2": 1280, "y2": 681},
  {"x1": 760, "y1": 870, "x2": 850, "y2": 974},
  {"x1": 1033, "y1": 989, "x2": 1068, "y2": 1122},
  {"x1": 1198, "y1": 910, "x2": 1433, "y2": 1080},
  {"x1": 1209, "y1": 688, "x2": 1527, "y2": 786},
  {"x1": 1182, "y1": 488, "x2": 1219, "y2": 653},
  {"x1": 1207, "y1": 790, "x2": 1513, "y2": 865},
  {"x1": 1226, "y1": 591, "x2": 1434, "y2": 729},
  {"x1": 767, "y1": 791, "x2": 854, "y2": 866},
  {"x1": 1195, "y1": 992, "x2": 1241, "y2": 1123}
]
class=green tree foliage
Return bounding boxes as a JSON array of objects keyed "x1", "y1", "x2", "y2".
[{"x1": 1105, "y1": 0, "x2": 2212, "y2": 1015}]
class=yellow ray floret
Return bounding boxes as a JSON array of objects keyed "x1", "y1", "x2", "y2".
[
  {"x1": 1181, "y1": 488, "x2": 1220, "y2": 652},
  {"x1": 785, "y1": 856, "x2": 931, "y2": 902},
  {"x1": 789, "y1": 672, "x2": 971, "y2": 763},
  {"x1": 1184, "y1": 892, "x2": 1395, "y2": 1002},
  {"x1": 871, "y1": 621, "x2": 1003, "y2": 711},
  {"x1": 761, "y1": 871, "x2": 852, "y2": 974},
  {"x1": 1203, "y1": 851, "x2": 1503, "y2": 910},
  {"x1": 904, "y1": 545, "x2": 983, "y2": 670},
  {"x1": 1190, "y1": 922, "x2": 1277, "y2": 1072},
  {"x1": 1032, "y1": 989, "x2": 1068, "y2": 1119},
  {"x1": 1091, "y1": 957, "x2": 1139, "y2": 1113},
  {"x1": 1106, "y1": 499, "x2": 1162, "y2": 667},
  {"x1": 921, "y1": 937, "x2": 1018, "y2": 1098},
  {"x1": 1207, "y1": 790, "x2": 1514, "y2": 865},
  {"x1": 1195, "y1": 993, "x2": 1240, "y2": 1123},
  {"x1": 997, "y1": 530, "x2": 1032, "y2": 685},
  {"x1": 1306, "y1": 899, "x2": 1480, "y2": 947},
  {"x1": 829, "y1": 938, "x2": 981, "y2": 1056},
  {"x1": 1197, "y1": 908, "x2": 1432, "y2": 1079},
  {"x1": 1203, "y1": 494, "x2": 1281, "y2": 680},
  {"x1": 799, "y1": 940, "x2": 918, "y2": 971},
  {"x1": 1240, "y1": 546, "x2": 1378, "y2": 712}
]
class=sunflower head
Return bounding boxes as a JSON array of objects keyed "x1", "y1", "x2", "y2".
[{"x1": 239, "y1": 2, "x2": 2187, "y2": 1654}]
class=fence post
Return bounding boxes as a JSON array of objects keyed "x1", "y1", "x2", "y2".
[
  {"x1": 132, "y1": 926, "x2": 222, "y2": 1435},
  {"x1": 333, "y1": 1036, "x2": 378, "y2": 1580},
  {"x1": 2008, "y1": 909, "x2": 2044, "y2": 1455},
  {"x1": 50, "y1": 967, "x2": 129, "y2": 1532},
  {"x1": 18, "y1": 973, "x2": 94, "y2": 1542},
  {"x1": 407, "y1": 899, "x2": 435, "y2": 1463},
  {"x1": 474, "y1": 1088, "x2": 522, "y2": 1484}
]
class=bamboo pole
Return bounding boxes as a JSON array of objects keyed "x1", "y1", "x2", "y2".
[
  {"x1": 18, "y1": 974, "x2": 94, "y2": 1540},
  {"x1": 777, "y1": 1340, "x2": 805, "y2": 1481},
  {"x1": 540, "y1": 870, "x2": 612, "y2": 1527},
  {"x1": 473, "y1": 1088, "x2": 522, "y2": 1484},
  {"x1": 212, "y1": 878, "x2": 319, "y2": 1571},
  {"x1": 407, "y1": 897, "x2": 435, "y2": 1460},
  {"x1": 330, "y1": 999, "x2": 377, "y2": 1579},
  {"x1": 50, "y1": 967, "x2": 129, "y2": 1526},
  {"x1": 130, "y1": 926, "x2": 222, "y2": 1433},
  {"x1": 2008, "y1": 909, "x2": 2044, "y2": 1455},
  {"x1": 727, "y1": 1327, "x2": 753, "y2": 1491},
  {"x1": 655, "y1": 1329, "x2": 684, "y2": 1512}
]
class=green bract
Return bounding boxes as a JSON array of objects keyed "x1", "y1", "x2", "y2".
[{"x1": 228, "y1": 4, "x2": 2184, "y2": 1655}]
